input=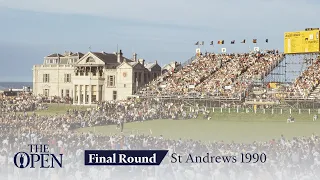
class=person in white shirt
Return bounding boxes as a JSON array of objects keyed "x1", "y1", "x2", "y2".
[{"x1": 313, "y1": 114, "x2": 318, "y2": 121}]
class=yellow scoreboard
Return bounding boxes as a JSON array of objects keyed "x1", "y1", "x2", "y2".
[{"x1": 284, "y1": 30, "x2": 320, "y2": 54}]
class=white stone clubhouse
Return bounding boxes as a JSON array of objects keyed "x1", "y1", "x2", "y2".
[{"x1": 32, "y1": 50, "x2": 161, "y2": 105}]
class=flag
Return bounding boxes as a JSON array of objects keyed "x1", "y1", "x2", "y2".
[
  {"x1": 231, "y1": 40, "x2": 235, "y2": 44},
  {"x1": 265, "y1": 39, "x2": 269, "y2": 43},
  {"x1": 195, "y1": 41, "x2": 199, "y2": 45},
  {"x1": 253, "y1": 39, "x2": 257, "y2": 43},
  {"x1": 218, "y1": 40, "x2": 224, "y2": 44},
  {"x1": 210, "y1": 41, "x2": 214, "y2": 45},
  {"x1": 241, "y1": 39, "x2": 246, "y2": 43}
]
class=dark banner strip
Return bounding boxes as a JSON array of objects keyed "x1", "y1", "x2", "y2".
[{"x1": 84, "y1": 150, "x2": 168, "y2": 165}]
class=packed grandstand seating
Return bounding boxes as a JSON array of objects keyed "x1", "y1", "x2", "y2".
[
  {"x1": 195, "y1": 52, "x2": 284, "y2": 98},
  {"x1": 139, "y1": 50, "x2": 285, "y2": 99},
  {"x1": 290, "y1": 58, "x2": 320, "y2": 98}
]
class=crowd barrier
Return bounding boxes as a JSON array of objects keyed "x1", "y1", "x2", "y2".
[{"x1": 207, "y1": 107, "x2": 320, "y2": 115}]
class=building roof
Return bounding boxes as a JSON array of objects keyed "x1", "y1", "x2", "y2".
[
  {"x1": 91, "y1": 52, "x2": 133, "y2": 64},
  {"x1": 124, "y1": 58, "x2": 133, "y2": 62},
  {"x1": 46, "y1": 53, "x2": 64, "y2": 58},
  {"x1": 128, "y1": 62, "x2": 139, "y2": 66},
  {"x1": 62, "y1": 52, "x2": 84, "y2": 58},
  {"x1": 71, "y1": 52, "x2": 84, "y2": 58},
  {"x1": 145, "y1": 62, "x2": 157, "y2": 69},
  {"x1": 62, "y1": 51, "x2": 72, "y2": 56},
  {"x1": 91, "y1": 52, "x2": 118, "y2": 63}
]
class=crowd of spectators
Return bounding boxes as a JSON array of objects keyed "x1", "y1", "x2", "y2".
[
  {"x1": 291, "y1": 59, "x2": 320, "y2": 98},
  {"x1": 0, "y1": 97, "x2": 319, "y2": 179},
  {"x1": 140, "y1": 51, "x2": 320, "y2": 101},
  {"x1": 0, "y1": 93, "x2": 46, "y2": 113},
  {"x1": 163, "y1": 53, "x2": 225, "y2": 95},
  {"x1": 139, "y1": 53, "x2": 232, "y2": 96},
  {"x1": 139, "y1": 50, "x2": 284, "y2": 99},
  {"x1": 1, "y1": 49, "x2": 320, "y2": 179}
]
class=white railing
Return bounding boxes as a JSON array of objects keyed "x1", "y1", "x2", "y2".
[{"x1": 34, "y1": 64, "x2": 73, "y2": 68}]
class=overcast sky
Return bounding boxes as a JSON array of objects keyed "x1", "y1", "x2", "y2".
[{"x1": 0, "y1": 0, "x2": 319, "y2": 82}]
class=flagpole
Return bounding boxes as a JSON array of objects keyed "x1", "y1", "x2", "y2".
[
  {"x1": 201, "y1": 41, "x2": 203, "y2": 54},
  {"x1": 253, "y1": 38, "x2": 255, "y2": 52}
]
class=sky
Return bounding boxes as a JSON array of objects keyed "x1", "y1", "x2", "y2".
[{"x1": 0, "y1": 0, "x2": 319, "y2": 82}]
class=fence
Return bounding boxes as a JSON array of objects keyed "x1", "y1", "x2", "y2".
[{"x1": 207, "y1": 107, "x2": 320, "y2": 115}]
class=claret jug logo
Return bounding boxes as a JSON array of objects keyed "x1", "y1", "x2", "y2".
[
  {"x1": 14, "y1": 152, "x2": 29, "y2": 168},
  {"x1": 14, "y1": 144, "x2": 63, "y2": 169}
]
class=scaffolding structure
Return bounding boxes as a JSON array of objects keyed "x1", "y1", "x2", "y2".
[{"x1": 263, "y1": 53, "x2": 320, "y2": 84}]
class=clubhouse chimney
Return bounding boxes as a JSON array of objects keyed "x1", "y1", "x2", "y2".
[
  {"x1": 117, "y1": 50, "x2": 123, "y2": 63},
  {"x1": 133, "y1": 53, "x2": 137, "y2": 62},
  {"x1": 138, "y1": 58, "x2": 145, "y2": 66}
]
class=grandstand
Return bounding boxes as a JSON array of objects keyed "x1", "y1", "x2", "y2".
[
  {"x1": 138, "y1": 51, "x2": 284, "y2": 100},
  {"x1": 137, "y1": 29, "x2": 320, "y2": 110}
]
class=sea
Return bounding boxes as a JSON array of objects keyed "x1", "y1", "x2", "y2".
[{"x1": 0, "y1": 82, "x2": 32, "y2": 90}]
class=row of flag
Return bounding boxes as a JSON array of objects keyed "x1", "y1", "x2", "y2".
[{"x1": 195, "y1": 39, "x2": 269, "y2": 45}]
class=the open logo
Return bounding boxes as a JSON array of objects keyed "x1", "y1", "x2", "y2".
[
  {"x1": 13, "y1": 144, "x2": 63, "y2": 169},
  {"x1": 13, "y1": 152, "x2": 30, "y2": 168}
]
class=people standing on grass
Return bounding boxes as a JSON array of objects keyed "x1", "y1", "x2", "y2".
[
  {"x1": 120, "y1": 119, "x2": 124, "y2": 133},
  {"x1": 1, "y1": 96, "x2": 320, "y2": 179},
  {"x1": 0, "y1": 93, "x2": 43, "y2": 113},
  {"x1": 116, "y1": 119, "x2": 121, "y2": 130},
  {"x1": 1, "y1": 128, "x2": 320, "y2": 180},
  {"x1": 313, "y1": 114, "x2": 318, "y2": 121},
  {"x1": 287, "y1": 115, "x2": 295, "y2": 123}
]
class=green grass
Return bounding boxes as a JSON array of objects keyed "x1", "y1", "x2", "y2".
[
  {"x1": 77, "y1": 111, "x2": 320, "y2": 143},
  {"x1": 24, "y1": 104, "x2": 320, "y2": 143}
]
